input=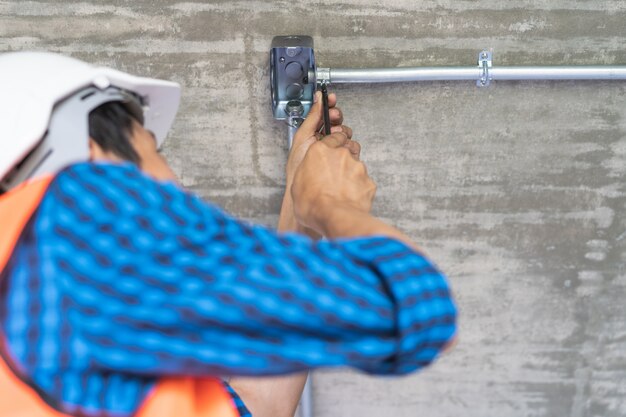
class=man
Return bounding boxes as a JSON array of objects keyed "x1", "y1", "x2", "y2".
[{"x1": 0, "y1": 52, "x2": 456, "y2": 417}]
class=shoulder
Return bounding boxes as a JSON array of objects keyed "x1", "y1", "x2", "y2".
[
  {"x1": 47, "y1": 161, "x2": 173, "y2": 205},
  {"x1": 37, "y1": 162, "x2": 229, "y2": 250},
  {"x1": 42, "y1": 162, "x2": 208, "y2": 220}
]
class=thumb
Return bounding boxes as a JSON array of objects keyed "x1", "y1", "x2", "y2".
[{"x1": 297, "y1": 91, "x2": 323, "y2": 138}]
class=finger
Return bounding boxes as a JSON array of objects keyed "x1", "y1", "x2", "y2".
[
  {"x1": 329, "y1": 107, "x2": 344, "y2": 126},
  {"x1": 343, "y1": 139, "x2": 361, "y2": 160},
  {"x1": 320, "y1": 131, "x2": 349, "y2": 148},
  {"x1": 327, "y1": 92, "x2": 337, "y2": 108},
  {"x1": 330, "y1": 124, "x2": 352, "y2": 139},
  {"x1": 296, "y1": 91, "x2": 324, "y2": 140}
]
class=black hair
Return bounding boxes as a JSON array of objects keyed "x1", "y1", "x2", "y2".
[{"x1": 88, "y1": 101, "x2": 140, "y2": 164}]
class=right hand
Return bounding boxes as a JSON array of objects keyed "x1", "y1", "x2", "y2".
[{"x1": 291, "y1": 132, "x2": 377, "y2": 235}]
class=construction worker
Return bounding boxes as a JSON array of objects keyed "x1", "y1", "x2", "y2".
[{"x1": 0, "y1": 52, "x2": 457, "y2": 417}]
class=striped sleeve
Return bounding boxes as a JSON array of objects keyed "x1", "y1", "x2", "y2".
[{"x1": 20, "y1": 162, "x2": 458, "y2": 378}]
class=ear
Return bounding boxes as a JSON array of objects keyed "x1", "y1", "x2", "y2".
[{"x1": 88, "y1": 138, "x2": 99, "y2": 160}]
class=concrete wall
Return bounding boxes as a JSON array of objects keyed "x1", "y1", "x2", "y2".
[{"x1": 2, "y1": 1, "x2": 625, "y2": 416}]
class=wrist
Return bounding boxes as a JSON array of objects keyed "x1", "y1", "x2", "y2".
[
  {"x1": 278, "y1": 184, "x2": 297, "y2": 232},
  {"x1": 309, "y1": 198, "x2": 371, "y2": 238},
  {"x1": 279, "y1": 183, "x2": 322, "y2": 239},
  {"x1": 312, "y1": 200, "x2": 422, "y2": 252}
]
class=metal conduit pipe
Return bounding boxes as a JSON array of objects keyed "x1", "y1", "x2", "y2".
[
  {"x1": 492, "y1": 66, "x2": 626, "y2": 80},
  {"x1": 323, "y1": 67, "x2": 480, "y2": 83},
  {"x1": 320, "y1": 65, "x2": 626, "y2": 85},
  {"x1": 299, "y1": 377, "x2": 313, "y2": 417},
  {"x1": 285, "y1": 106, "x2": 313, "y2": 417}
]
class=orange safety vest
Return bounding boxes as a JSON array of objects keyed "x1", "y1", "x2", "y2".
[{"x1": 0, "y1": 176, "x2": 239, "y2": 417}]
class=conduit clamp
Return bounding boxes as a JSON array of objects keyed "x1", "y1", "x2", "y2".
[
  {"x1": 317, "y1": 67, "x2": 330, "y2": 86},
  {"x1": 478, "y1": 50, "x2": 493, "y2": 87}
]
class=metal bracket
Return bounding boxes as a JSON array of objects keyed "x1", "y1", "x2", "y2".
[{"x1": 477, "y1": 50, "x2": 493, "y2": 87}]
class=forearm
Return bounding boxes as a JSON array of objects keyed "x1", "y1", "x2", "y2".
[{"x1": 228, "y1": 185, "x2": 311, "y2": 417}]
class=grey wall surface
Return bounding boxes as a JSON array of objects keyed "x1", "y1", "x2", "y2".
[{"x1": 2, "y1": 1, "x2": 625, "y2": 416}]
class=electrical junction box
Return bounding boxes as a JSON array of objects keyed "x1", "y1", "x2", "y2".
[{"x1": 270, "y1": 35, "x2": 316, "y2": 120}]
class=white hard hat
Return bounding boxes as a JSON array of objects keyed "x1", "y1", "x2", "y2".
[{"x1": 0, "y1": 52, "x2": 181, "y2": 190}]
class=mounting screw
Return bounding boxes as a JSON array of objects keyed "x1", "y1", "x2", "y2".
[{"x1": 279, "y1": 57, "x2": 285, "y2": 63}]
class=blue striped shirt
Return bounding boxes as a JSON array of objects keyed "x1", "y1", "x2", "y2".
[{"x1": 0, "y1": 162, "x2": 456, "y2": 416}]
